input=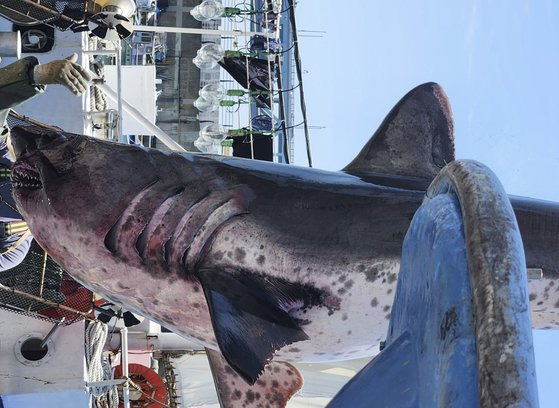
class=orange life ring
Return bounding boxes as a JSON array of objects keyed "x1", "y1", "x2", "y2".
[{"x1": 114, "y1": 363, "x2": 168, "y2": 408}]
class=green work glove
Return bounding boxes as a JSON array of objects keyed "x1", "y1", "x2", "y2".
[{"x1": 33, "y1": 53, "x2": 92, "y2": 96}]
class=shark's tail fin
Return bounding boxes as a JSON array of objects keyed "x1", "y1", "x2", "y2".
[{"x1": 343, "y1": 82, "x2": 455, "y2": 182}]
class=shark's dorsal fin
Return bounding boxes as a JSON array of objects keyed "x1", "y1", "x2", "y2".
[{"x1": 343, "y1": 82, "x2": 455, "y2": 181}]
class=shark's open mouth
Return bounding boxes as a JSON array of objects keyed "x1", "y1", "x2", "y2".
[{"x1": 11, "y1": 160, "x2": 42, "y2": 190}]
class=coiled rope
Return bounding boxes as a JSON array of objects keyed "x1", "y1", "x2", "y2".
[{"x1": 85, "y1": 321, "x2": 119, "y2": 408}]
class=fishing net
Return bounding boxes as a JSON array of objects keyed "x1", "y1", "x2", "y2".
[{"x1": 0, "y1": 0, "x2": 88, "y2": 29}]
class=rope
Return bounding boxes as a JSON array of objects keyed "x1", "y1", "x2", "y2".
[{"x1": 85, "y1": 321, "x2": 118, "y2": 407}]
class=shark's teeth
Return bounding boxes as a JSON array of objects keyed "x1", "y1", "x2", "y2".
[{"x1": 11, "y1": 161, "x2": 42, "y2": 191}]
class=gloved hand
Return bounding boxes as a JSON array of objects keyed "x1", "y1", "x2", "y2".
[{"x1": 33, "y1": 53, "x2": 92, "y2": 96}]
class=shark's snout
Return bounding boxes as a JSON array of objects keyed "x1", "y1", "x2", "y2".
[{"x1": 10, "y1": 126, "x2": 67, "y2": 159}]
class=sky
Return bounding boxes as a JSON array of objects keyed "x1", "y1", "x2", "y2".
[{"x1": 294, "y1": 1, "x2": 558, "y2": 406}]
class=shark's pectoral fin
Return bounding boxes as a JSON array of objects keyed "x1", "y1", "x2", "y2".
[
  {"x1": 197, "y1": 268, "x2": 314, "y2": 384},
  {"x1": 344, "y1": 82, "x2": 455, "y2": 181},
  {"x1": 206, "y1": 348, "x2": 303, "y2": 408}
]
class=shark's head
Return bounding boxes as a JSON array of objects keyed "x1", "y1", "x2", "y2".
[
  {"x1": 10, "y1": 125, "x2": 233, "y2": 275},
  {"x1": 10, "y1": 126, "x2": 152, "y2": 266}
]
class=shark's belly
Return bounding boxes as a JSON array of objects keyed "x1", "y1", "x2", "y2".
[{"x1": 204, "y1": 219, "x2": 403, "y2": 363}]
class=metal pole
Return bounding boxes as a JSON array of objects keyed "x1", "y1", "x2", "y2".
[
  {"x1": 121, "y1": 326, "x2": 130, "y2": 408},
  {"x1": 94, "y1": 81, "x2": 186, "y2": 152},
  {"x1": 0, "y1": 282, "x2": 93, "y2": 319},
  {"x1": 40, "y1": 317, "x2": 65, "y2": 349},
  {"x1": 115, "y1": 43, "x2": 124, "y2": 143},
  {"x1": 82, "y1": 50, "x2": 118, "y2": 56},
  {"x1": 133, "y1": 25, "x2": 271, "y2": 37}
]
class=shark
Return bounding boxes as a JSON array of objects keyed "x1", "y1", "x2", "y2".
[{"x1": 9, "y1": 83, "x2": 559, "y2": 407}]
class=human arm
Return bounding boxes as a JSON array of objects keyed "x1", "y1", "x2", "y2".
[
  {"x1": 33, "y1": 53, "x2": 91, "y2": 95},
  {"x1": 0, "y1": 231, "x2": 33, "y2": 272},
  {"x1": 0, "y1": 57, "x2": 44, "y2": 111}
]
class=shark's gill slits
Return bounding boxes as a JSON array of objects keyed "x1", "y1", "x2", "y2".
[
  {"x1": 166, "y1": 192, "x2": 227, "y2": 274},
  {"x1": 135, "y1": 186, "x2": 185, "y2": 260},
  {"x1": 104, "y1": 179, "x2": 159, "y2": 254},
  {"x1": 104, "y1": 179, "x2": 178, "y2": 262},
  {"x1": 183, "y1": 198, "x2": 249, "y2": 272}
]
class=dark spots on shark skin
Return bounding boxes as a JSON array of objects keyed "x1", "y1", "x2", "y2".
[
  {"x1": 256, "y1": 380, "x2": 266, "y2": 387},
  {"x1": 193, "y1": 285, "x2": 200, "y2": 293},
  {"x1": 117, "y1": 282, "x2": 130, "y2": 290},
  {"x1": 347, "y1": 330, "x2": 352, "y2": 335},
  {"x1": 257, "y1": 255, "x2": 266, "y2": 265},
  {"x1": 293, "y1": 266, "x2": 301, "y2": 273},
  {"x1": 245, "y1": 390, "x2": 256, "y2": 404},
  {"x1": 388, "y1": 273, "x2": 397, "y2": 284},
  {"x1": 363, "y1": 266, "x2": 379, "y2": 282},
  {"x1": 344, "y1": 280, "x2": 354, "y2": 289},
  {"x1": 383, "y1": 305, "x2": 391, "y2": 312},
  {"x1": 288, "y1": 347, "x2": 300, "y2": 353},
  {"x1": 529, "y1": 293, "x2": 537, "y2": 301},
  {"x1": 385, "y1": 313, "x2": 391, "y2": 320},
  {"x1": 337, "y1": 339, "x2": 341, "y2": 344},
  {"x1": 227, "y1": 251, "x2": 232, "y2": 258},
  {"x1": 234, "y1": 248, "x2": 246, "y2": 263},
  {"x1": 338, "y1": 275, "x2": 346, "y2": 283},
  {"x1": 192, "y1": 302, "x2": 200, "y2": 308},
  {"x1": 213, "y1": 251, "x2": 224, "y2": 261},
  {"x1": 233, "y1": 389, "x2": 242, "y2": 400},
  {"x1": 554, "y1": 300, "x2": 559, "y2": 308},
  {"x1": 153, "y1": 299, "x2": 159, "y2": 305},
  {"x1": 272, "y1": 380, "x2": 279, "y2": 388},
  {"x1": 342, "y1": 313, "x2": 348, "y2": 321},
  {"x1": 550, "y1": 281, "x2": 555, "y2": 287},
  {"x1": 259, "y1": 244, "x2": 264, "y2": 250},
  {"x1": 101, "y1": 267, "x2": 108, "y2": 274},
  {"x1": 224, "y1": 236, "x2": 229, "y2": 242},
  {"x1": 371, "y1": 298, "x2": 378, "y2": 307},
  {"x1": 358, "y1": 264, "x2": 365, "y2": 272},
  {"x1": 337, "y1": 287, "x2": 347, "y2": 295},
  {"x1": 387, "y1": 288, "x2": 393, "y2": 294}
]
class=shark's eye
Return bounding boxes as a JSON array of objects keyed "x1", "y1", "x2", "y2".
[{"x1": 37, "y1": 131, "x2": 68, "y2": 150}]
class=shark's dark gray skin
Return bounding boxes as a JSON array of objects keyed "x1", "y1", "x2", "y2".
[{"x1": 9, "y1": 83, "x2": 559, "y2": 392}]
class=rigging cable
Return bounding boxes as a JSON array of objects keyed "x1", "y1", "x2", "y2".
[
  {"x1": 287, "y1": 0, "x2": 313, "y2": 167},
  {"x1": 275, "y1": 56, "x2": 291, "y2": 163}
]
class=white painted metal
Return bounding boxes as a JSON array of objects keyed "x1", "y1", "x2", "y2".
[
  {"x1": 108, "y1": 331, "x2": 203, "y2": 351},
  {"x1": 96, "y1": 80, "x2": 186, "y2": 151},
  {"x1": 0, "y1": 309, "x2": 86, "y2": 395},
  {"x1": 120, "y1": 327, "x2": 130, "y2": 408},
  {"x1": 115, "y1": 43, "x2": 124, "y2": 143},
  {"x1": 134, "y1": 24, "x2": 271, "y2": 38}
]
